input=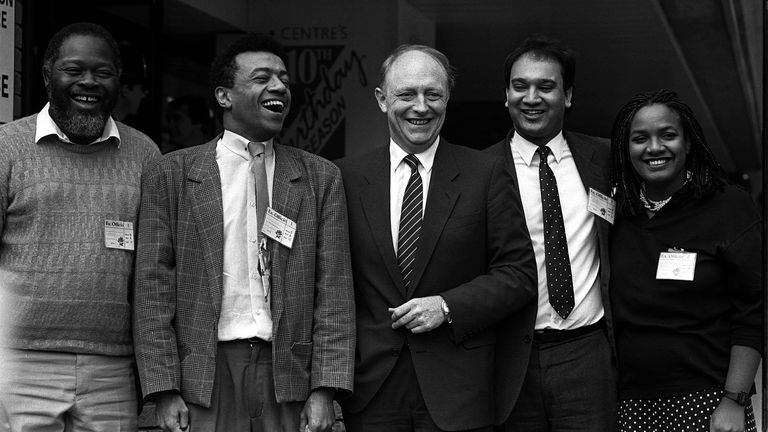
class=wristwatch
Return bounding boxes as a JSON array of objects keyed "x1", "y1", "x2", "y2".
[
  {"x1": 440, "y1": 298, "x2": 452, "y2": 324},
  {"x1": 723, "y1": 390, "x2": 750, "y2": 406}
]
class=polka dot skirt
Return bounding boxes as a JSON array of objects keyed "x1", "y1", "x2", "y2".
[{"x1": 619, "y1": 387, "x2": 757, "y2": 432}]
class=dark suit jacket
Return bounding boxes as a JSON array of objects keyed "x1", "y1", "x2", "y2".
[
  {"x1": 484, "y1": 129, "x2": 617, "y2": 423},
  {"x1": 133, "y1": 137, "x2": 355, "y2": 407},
  {"x1": 335, "y1": 140, "x2": 537, "y2": 431}
]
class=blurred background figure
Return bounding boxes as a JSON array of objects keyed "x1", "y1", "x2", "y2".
[
  {"x1": 112, "y1": 42, "x2": 148, "y2": 130},
  {"x1": 163, "y1": 94, "x2": 212, "y2": 154}
]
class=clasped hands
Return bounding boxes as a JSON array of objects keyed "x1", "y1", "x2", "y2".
[{"x1": 389, "y1": 295, "x2": 447, "y2": 333}]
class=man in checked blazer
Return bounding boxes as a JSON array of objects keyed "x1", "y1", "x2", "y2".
[
  {"x1": 133, "y1": 34, "x2": 354, "y2": 432},
  {"x1": 335, "y1": 45, "x2": 537, "y2": 432}
]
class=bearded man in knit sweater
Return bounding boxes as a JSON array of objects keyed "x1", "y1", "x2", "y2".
[{"x1": 0, "y1": 22, "x2": 160, "y2": 431}]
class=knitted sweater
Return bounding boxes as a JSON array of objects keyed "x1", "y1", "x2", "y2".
[{"x1": 0, "y1": 114, "x2": 160, "y2": 356}]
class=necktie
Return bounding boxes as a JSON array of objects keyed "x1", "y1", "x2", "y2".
[
  {"x1": 537, "y1": 146, "x2": 574, "y2": 319},
  {"x1": 398, "y1": 154, "x2": 423, "y2": 290},
  {"x1": 249, "y1": 142, "x2": 269, "y2": 234},
  {"x1": 249, "y1": 142, "x2": 272, "y2": 302}
]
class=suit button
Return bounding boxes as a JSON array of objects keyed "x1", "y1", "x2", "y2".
[
  {"x1": 391, "y1": 348, "x2": 400, "y2": 356},
  {"x1": 523, "y1": 335, "x2": 532, "y2": 344}
]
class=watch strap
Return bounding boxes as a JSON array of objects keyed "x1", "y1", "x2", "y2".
[
  {"x1": 723, "y1": 390, "x2": 750, "y2": 406},
  {"x1": 440, "y1": 298, "x2": 452, "y2": 324}
]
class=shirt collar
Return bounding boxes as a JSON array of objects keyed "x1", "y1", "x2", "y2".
[
  {"x1": 218, "y1": 129, "x2": 274, "y2": 160},
  {"x1": 35, "y1": 103, "x2": 121, "y2": 147},
  {"x1": 511, "y1": 130, "x2": 566, "y2": 166},
  {"x1": 389, "y1": 137, "x2": 439, "y2": 174}
]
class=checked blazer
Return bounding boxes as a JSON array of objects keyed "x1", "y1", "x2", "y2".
[
  {"x1": 336, "y1": 141, "x2": 537, "y2": 431},
  {"x1": 133, "y1": 136, "x2": 355, "y2": 407}
]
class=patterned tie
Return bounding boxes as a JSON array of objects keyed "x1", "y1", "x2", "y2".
[
  {"x1": 537, "y1": 146, "x2": 574, "y2": 319},
  {"x1": 397, "y1": 154, "x2": 423, "y2": 290},
  {"x1": 249, "y1": 142, "x2": 269, "y2": 234}
]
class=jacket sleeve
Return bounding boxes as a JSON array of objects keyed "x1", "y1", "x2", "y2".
[
  {"x1": 310, "y1": 163, "x2": 356, "y2": 394},
  {"x1": 133, "y1": 158, "x2": 182, "y2": 399},
  {"x1": 441, "y1": 157, "x2": 538, "y2": 343}
]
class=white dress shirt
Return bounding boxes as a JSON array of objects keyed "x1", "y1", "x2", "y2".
[
  {"x1": 389, "y1": 138, "x2": 439, "y2": 252},
  {"x1": 216, "y1": 130, "x2": 276, "y2": 341},
  {"x1": 35, "y1": 103, "x2": 120, "y2": 146},
  {"x1": 510, "y1": 131, "x2": 603, "y2": 330}
]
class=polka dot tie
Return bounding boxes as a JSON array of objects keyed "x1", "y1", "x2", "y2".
[
  {"x1": 398, "y1": 155, "x2": 423, "y2": 290},
  {"x1": 537, "y1": 146, "x2": 574, "y2": 319}
]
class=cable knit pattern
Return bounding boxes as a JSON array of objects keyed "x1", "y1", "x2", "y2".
[{"x1": 0, "y1": 114, "x2": 160, "y2": 356}]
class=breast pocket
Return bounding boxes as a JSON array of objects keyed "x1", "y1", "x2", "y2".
[{"x1": 445, "y1": 212, "x2": 481, "y2": 230}]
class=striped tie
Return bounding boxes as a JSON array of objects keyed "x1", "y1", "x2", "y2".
[{"x1": 398, "y1": 154, "x2": 423, "y2": 290}]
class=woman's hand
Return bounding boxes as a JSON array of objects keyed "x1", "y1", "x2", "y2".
[{"x1": 710, "y1": 397, "x2": 745, "y2": 432}]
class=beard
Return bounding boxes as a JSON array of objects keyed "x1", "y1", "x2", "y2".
[{"x1": 46, "y1": 84, "x2": 116, "y2": 143}]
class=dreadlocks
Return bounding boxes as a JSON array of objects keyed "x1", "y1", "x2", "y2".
[{"x1": 610, "y1": 89, "x2": 724, "y2": 216}]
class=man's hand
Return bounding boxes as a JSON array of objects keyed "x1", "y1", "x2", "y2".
[
  {"x1": 389, "y1": 296, "x2": 446, "y2": 333},
  {"x1": 710, "y1": 398, "x2": 746, "y2": 432},
  {"x1": 299, "y1": 388, "x2": 336, "y2": 432},
  {"x1": 152, "y1": 391, "x2": 189, "y2": 432}
]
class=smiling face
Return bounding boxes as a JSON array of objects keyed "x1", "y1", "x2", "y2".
[
  {"x1": 505, "y1": 53, "x2": 572, "y2": 146},
  {"x1": 45, "y1": 34, "x2": 119, "y2": 144},
  {"x1": 628, "y1": 103, "x2": 690, "y2": 200},
  {"x1": 375, "y1": 50, "x2": 448, "y2": 154},
  {"x1": 215, "y1": 51, "x2": 291, "y2": 142}
]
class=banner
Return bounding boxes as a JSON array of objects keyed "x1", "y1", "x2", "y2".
[
  {"x1": 0, "y1": 0, "x2": 14, "y2": 123},
  {"x1": 280, "y1": 43, "x2": 369, "y2": 160}
]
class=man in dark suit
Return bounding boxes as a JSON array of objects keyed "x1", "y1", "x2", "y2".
[
  {"x1": 133, "y1": 33, "x2": 354, "y2": 432},
  {"x1": 485, "y1": 36, "x2": 617, "y2": 432},
  {"x1": 335, "y1": 44, "x2": 537, "y2": 432}
]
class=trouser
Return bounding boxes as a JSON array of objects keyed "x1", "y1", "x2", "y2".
[
  {"x1": 2, "y1": 349, "x2": 137, "y2": 432},
  {"x1": 502, "y1": 324, "x2": 618, "y2": 432},
  {"x1": 186, "y1": 339, "x2": 303, "y2": 431}
]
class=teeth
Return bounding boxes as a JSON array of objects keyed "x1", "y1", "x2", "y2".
[
  {"x1": 648, "y1": 159, "x2": 668, "y2": 167},
  {"x1": 409, "y1": 119, "x2": 429, "y2": 125},
  {"x1": 73, "y1": 96, "x2": 98, "y2": 103},
  {"x1": 262, "y1": 100, "x2": 285, "y2": 112}
]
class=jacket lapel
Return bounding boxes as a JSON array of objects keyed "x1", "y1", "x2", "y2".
[
  {"x1": 269, "y1": 144, "x2": 304, "y2": 324},
  {"x1": 187, "y1": 140, "x2": 225, "y2": 318},
  {"x1": 565, "y1": 131, "x2": 605, "y2": 194},
  {"x1": 407, "y1": 142, "x2": 460, "y2": 298},
  {"x1": 360, "y1": 147, "x2": 406, "y2": 297}
]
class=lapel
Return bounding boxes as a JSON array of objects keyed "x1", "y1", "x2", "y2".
[
  {"x1": 187, "y1": 139, "x2": 225, "y2": 317},
  {"x1": 269, "y1": 143, "x2": 304, "y2": 322},
  {"x1": 407, "y1": 141, "x2": 460, "y2": 298},
  {"x1": 359, "y1": 146, "x2": 407, "y2": 297},
  {"x1": 498, "y1": 130, "x2": 520, "y2": 186},
  {"x1": 564, "y1": 130, "x2": 605, "y2": 193}
]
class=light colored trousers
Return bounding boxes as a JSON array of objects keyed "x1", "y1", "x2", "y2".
[{"x1": 1, "y1": 349, "x2": 137, "y2": 432}]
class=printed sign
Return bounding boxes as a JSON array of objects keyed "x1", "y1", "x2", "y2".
[{"x1": 0, "y1": 0, "x2": 15, "y2": 123}]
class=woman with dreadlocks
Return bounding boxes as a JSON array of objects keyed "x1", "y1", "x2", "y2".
[{"x1": 608, "y1": 89, "x2": 762, "y2": 432}]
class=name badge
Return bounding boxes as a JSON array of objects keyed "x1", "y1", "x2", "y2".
[
  {"x1": 261, "y1": 207, "x2": 296, "y2": 248},
  {"x1": 656, "y1": 251, "x2": 696, "y2": 281},
  {"x1": 104, "y1": 219, "x2": 134, "y2": 250},
  {"x1": 587, "y1": 188, "x2": 616, "y2": 224}
]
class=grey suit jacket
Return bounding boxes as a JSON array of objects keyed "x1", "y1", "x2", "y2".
[
  {"x1": 133, "y1": 136, "x2": 355, "y2": 407},
  {"x1": 485, "y1": 129, "x2": 616, "y2": 423}
]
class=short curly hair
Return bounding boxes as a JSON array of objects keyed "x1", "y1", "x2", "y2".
[
  {"x1": 43, "y1": 22, "x2": 121, "y2": 78},
  {"x1": 208, "y1": 33, "x2": 287, "y2": 117}
]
